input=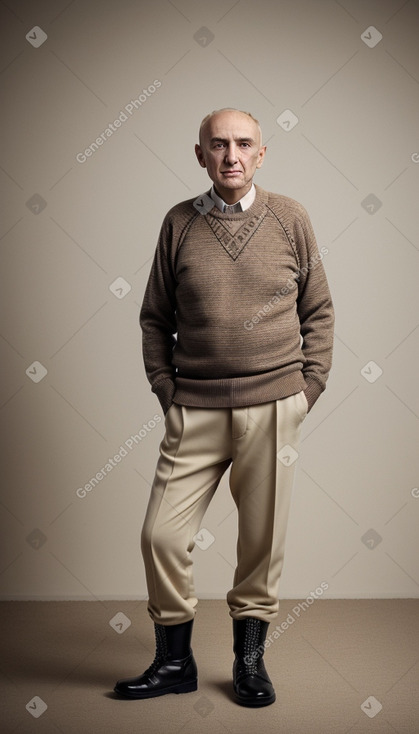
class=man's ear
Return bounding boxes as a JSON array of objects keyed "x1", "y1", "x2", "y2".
[
  {"x1": 195, "y1": 144, "x2": 207, "y2": 168},
  {"x1": 256, "y1": 145, "x2": 267, "y2": 169}
]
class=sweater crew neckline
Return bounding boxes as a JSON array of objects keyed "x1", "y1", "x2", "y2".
[{"x1": 206, "y1": 184, "x2": 268, "y2": 220}]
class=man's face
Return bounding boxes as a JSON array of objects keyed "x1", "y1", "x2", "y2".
[{"x1": 195, "y1": 110, "x2": 266, "y2": 204}]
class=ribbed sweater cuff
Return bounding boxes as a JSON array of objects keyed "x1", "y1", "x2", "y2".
[
  {"x1": 303, "y1": 376, "x2": 324, "y2": 412},
  {"x1": 152, "y1": 378, "x2": 175, "y2": 414}
]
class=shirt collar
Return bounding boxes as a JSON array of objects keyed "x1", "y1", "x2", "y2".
[{"x1": 210, "y1": 183, "x2": 256, "y2": 213}]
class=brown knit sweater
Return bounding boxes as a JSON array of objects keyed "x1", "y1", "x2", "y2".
[{"x1": 140, "y1": 184, "x2": 334, "y2": 414}]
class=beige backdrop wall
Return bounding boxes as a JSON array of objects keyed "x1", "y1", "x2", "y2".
[{"x1": 1, "y1": 0, "x2": 418, "y2": 601}]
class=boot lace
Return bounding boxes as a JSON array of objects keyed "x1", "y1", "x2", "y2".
[
  {"x1": 241, "y1": 618, "x2": 262, "y2": 675},
  {"x1": 143, "y1": 623, "x2": 168, "y2": 676}
]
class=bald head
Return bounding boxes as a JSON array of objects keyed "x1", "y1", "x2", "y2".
[{"x1": 198, "y1": 108, "x2": 263, "y2": 148}]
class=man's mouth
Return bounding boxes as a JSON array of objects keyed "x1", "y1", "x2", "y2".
[{"x1": 222, "y1": 171, "x2": 242, "y2": 175}]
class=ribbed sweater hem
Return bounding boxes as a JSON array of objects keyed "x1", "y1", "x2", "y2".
[{"x1": 173, "y1": 367, "x2": 307, "y2": 409}]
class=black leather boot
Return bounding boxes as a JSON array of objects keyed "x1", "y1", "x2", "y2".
[
  {"x1": 114, "y1": 619, "x2": 197, "y2": 699},
  {"x1": 232, "y1": 617, "x2": 276, "y2": 707}
]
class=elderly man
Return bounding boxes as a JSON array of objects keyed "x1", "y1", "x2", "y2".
[{"x1": 114, "y1": 108, "x2": 334, "y2": 707}]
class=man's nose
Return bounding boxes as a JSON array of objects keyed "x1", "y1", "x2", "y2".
[{"x1": 224, "y1": 144, "x2": 238, "y2": 164}]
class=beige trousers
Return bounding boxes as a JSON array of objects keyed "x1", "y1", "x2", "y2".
[{"x1": 141, "y1": 391, "x2": 308, "y2": 625}]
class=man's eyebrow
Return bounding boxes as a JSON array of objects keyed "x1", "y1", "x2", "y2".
[{"x1": 210, "y1": 136, "x2": 255, "y2": 144}]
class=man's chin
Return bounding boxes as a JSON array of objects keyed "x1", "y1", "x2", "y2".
[{"x1": 218, "y1": 177, "x2": 245, "y2": 188}]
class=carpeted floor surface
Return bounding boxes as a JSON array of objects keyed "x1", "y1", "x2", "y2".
[{"x1": 1, "y1": 599, "x2": 418, "y2": 733}]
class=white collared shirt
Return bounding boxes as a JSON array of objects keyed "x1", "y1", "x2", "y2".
[{"x1": 210, "y1": 183, "x2": 256, "y2": 213}]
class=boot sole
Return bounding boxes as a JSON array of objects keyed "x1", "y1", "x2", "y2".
[
  {"x1": 233, "y1": 691, "x2": 276, "y2": 708},
  {"x1": 114, "y1": 679, "x2": 197, "y2": 699}
]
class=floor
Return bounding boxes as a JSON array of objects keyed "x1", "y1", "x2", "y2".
[{"x1": 2, "y1": 599, "x2": 418, "y2": 733}]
